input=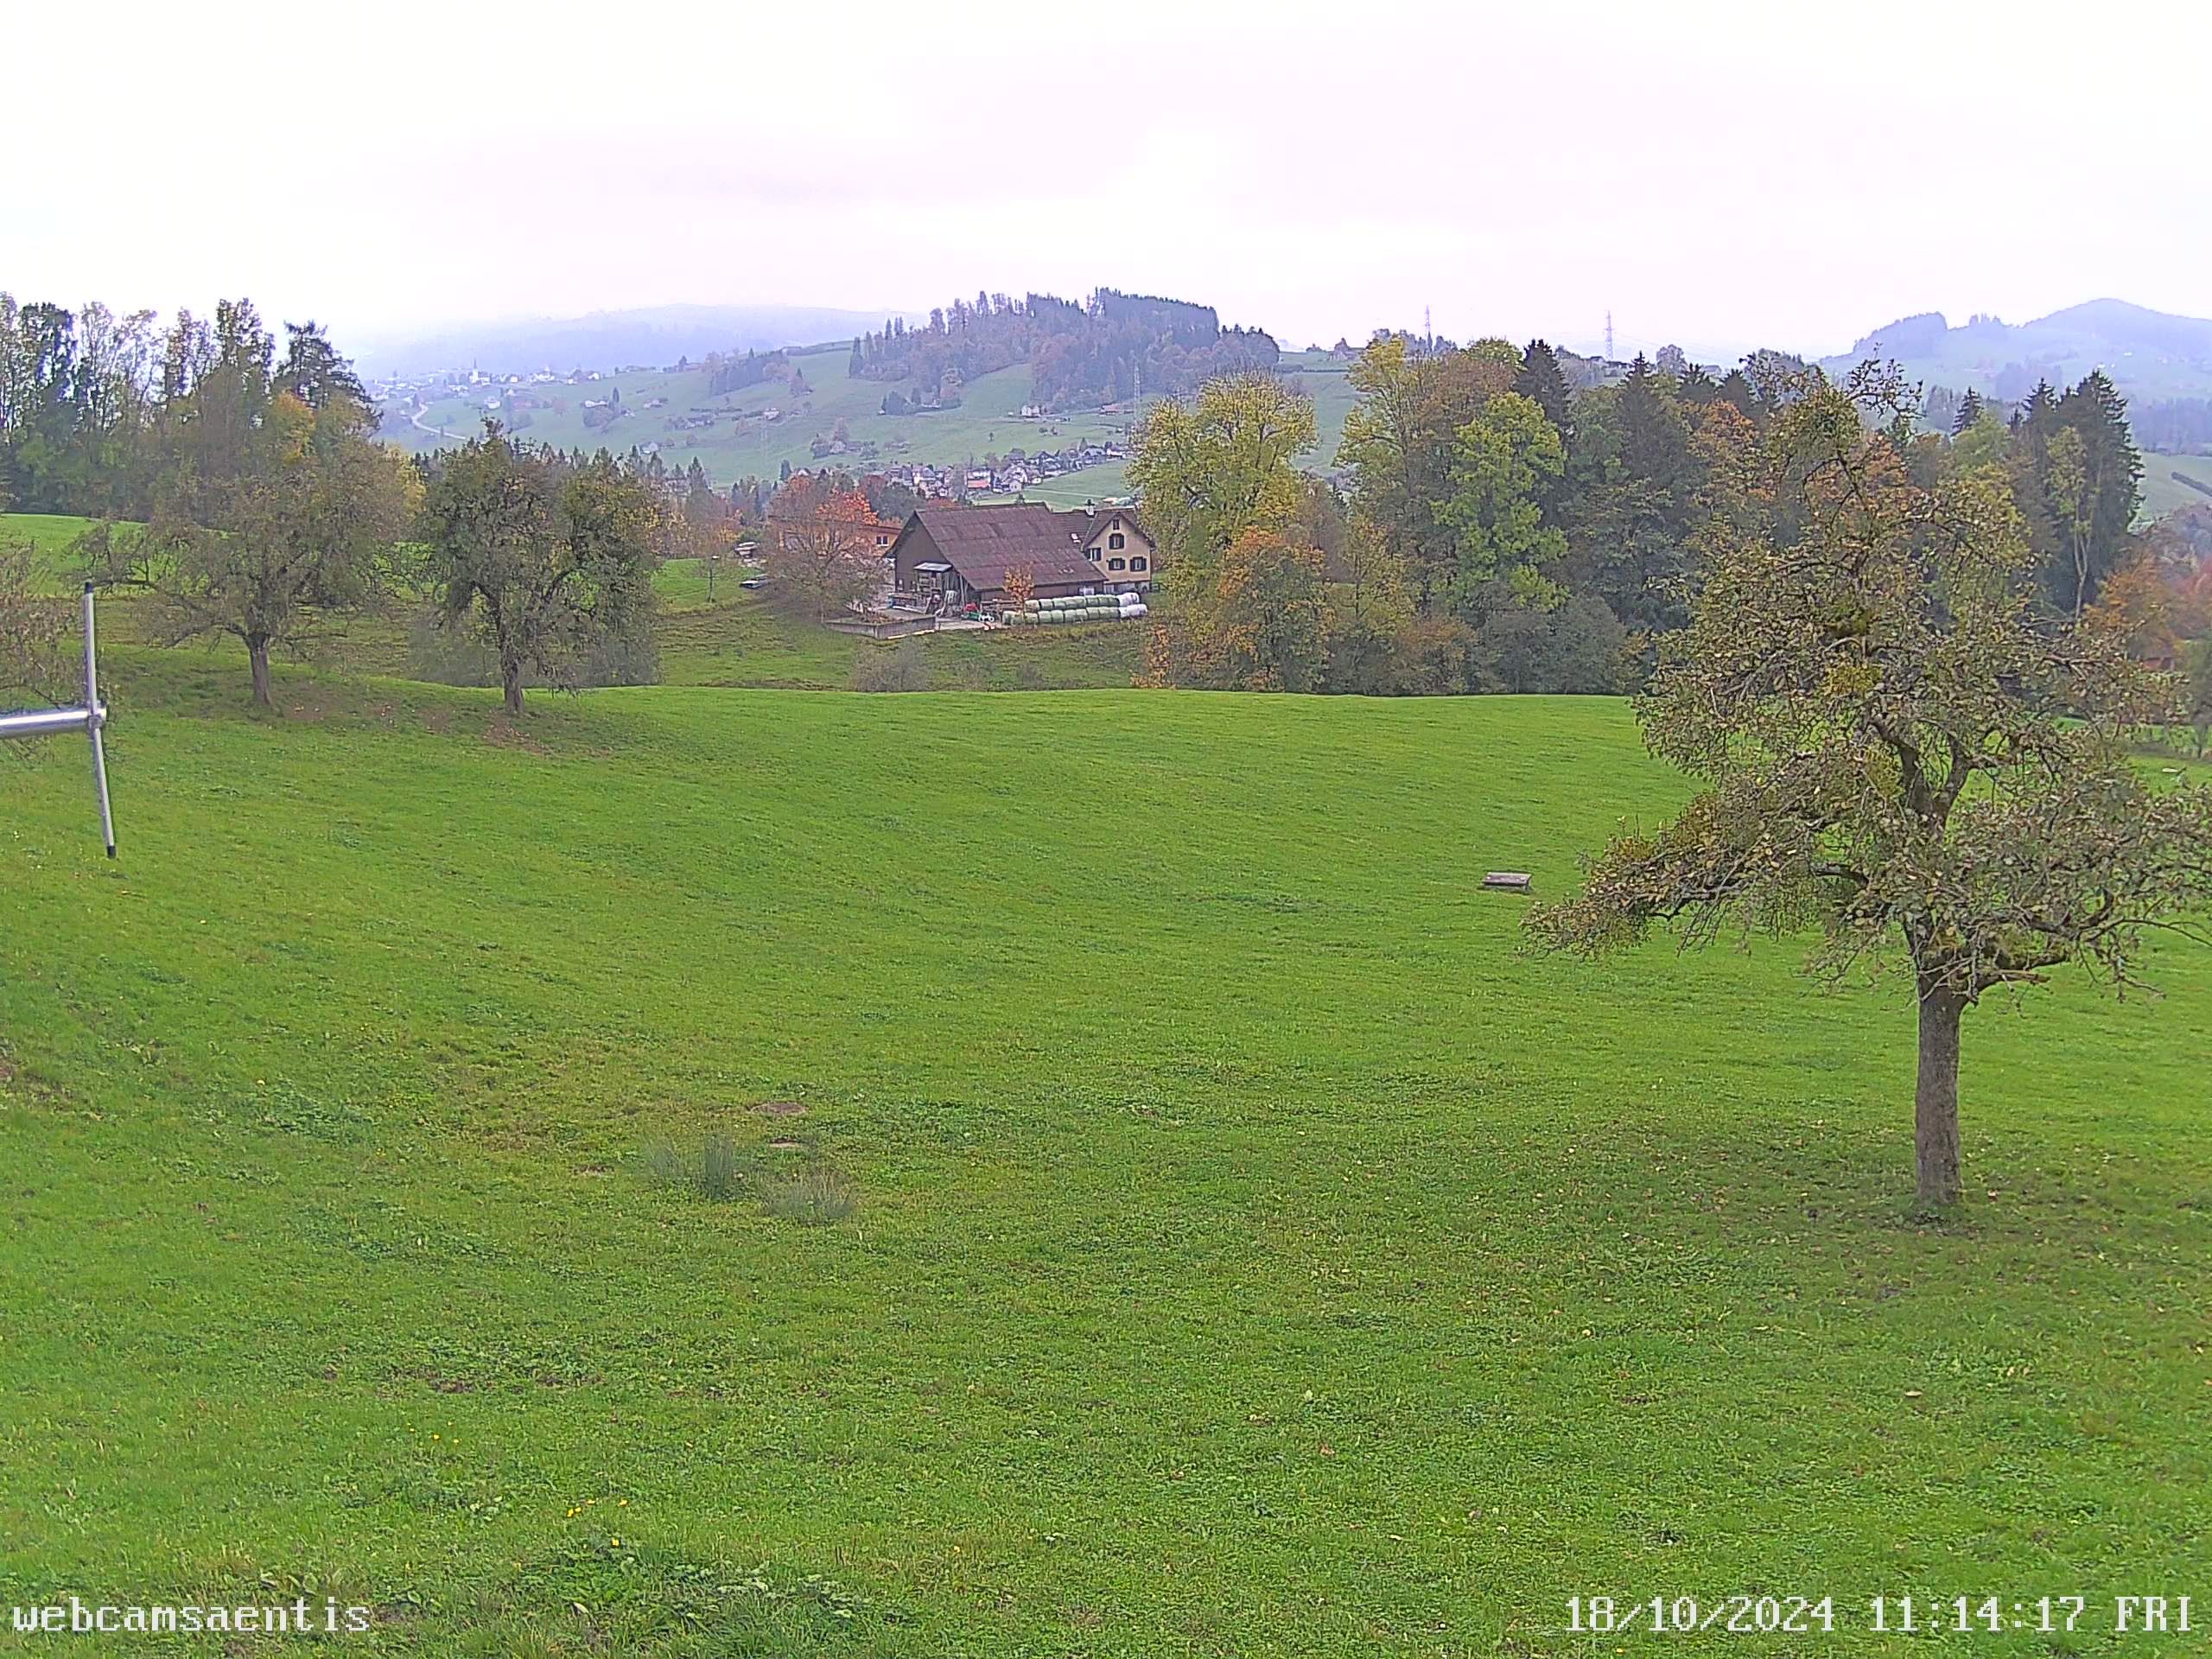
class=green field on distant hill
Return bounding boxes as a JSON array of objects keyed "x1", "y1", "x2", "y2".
[
  {"x1": 2139, "y1": 451, "x2": 2212, "y2": 523},
  {"x1": 2, "y1": 643, "x2": 2206, "y2": 1655},
  {"x1": 386, "y1": 346, "x2": 1355, "y2": 492},
  {"x1": 386, "y1": 346, "x2": 1142, "y2": 493}
]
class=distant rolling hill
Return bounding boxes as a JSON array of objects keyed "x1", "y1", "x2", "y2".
[
  {"x1": 1823, "y1": 300, "x2": 2212, "y2": 406},
  {"x1": 381, "y1": 345, "x2": 1144, "y2": 494},
  {"x1": 381, "y1": 346, "x2": 1356, "y2": 493},
  {"x1": 355, "y1": 303, "x2": 918, "y2": 376}
]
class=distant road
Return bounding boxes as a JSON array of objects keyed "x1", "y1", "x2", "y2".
[{"x1": 407, "y1": 403, "x2": 461, "y2": 442}]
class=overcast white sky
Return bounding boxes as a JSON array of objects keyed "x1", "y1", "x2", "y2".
[{"x1": 12, "y1": 0, "x2": 2209, "y2": 362}]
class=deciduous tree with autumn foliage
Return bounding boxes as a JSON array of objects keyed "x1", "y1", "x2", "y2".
[
  {"x1": 92, "y1": 308, "x2": 420, "y2": 708},
  {"x1": 1130, "y1": 373, "x2": 1319, "y2": 690},
  {"x1": 765, "y1": 476, "x2": 884, "y2": 620},
  {"x1": 1530, "y1": 368, "x2": 2212, "y2": 1207}
]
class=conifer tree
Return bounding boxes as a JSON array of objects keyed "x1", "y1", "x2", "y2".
[{"x1": 1513, "y1": 339, "x2": 1573, "y2": 436}]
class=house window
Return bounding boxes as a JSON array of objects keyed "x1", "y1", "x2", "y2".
[
  {"x1": 1130, "y1": 556, "x2": 1148, "y2": 571},
  {"x1": 1108, "y1": 556, "x2": 1127, "y2": 570},
  {"x1": 1108, "y1": 532, "x2": 1126, "y2": 550}
]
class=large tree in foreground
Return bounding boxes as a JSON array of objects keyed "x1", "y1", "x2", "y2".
[
  {"x1": 1530, "y1": 370, "x2": 2212, "y2": 1206},
  {"x1": 417, "y1": 425, "x2": 663, "y2": 714}
]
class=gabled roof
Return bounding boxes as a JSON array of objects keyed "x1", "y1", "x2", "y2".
[
  {"x1": 1063, "y1": 505, "x2": 1153, "y2": 545},
  {"x1": 897, "y1": 504, "x2": 1100, "y2": 592}
]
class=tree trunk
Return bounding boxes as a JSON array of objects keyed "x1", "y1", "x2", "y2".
[
  {"x1": 248, "y1": 634, "x2": 273, "y2": 709},
  {"x1": 1914, "y1": 981, "x2": 1966, "y2": 1206},
  {"x1": 500, "y1": 656, "x2": 524, "y2": 716}
]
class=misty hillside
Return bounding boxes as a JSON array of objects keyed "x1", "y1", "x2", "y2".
[
  {"x1": 1824, "y1": 300, "x2": 2212, "y2": 406},
  {"x1": 353, "y1": 303, "x2": 916, "y2": 375}
]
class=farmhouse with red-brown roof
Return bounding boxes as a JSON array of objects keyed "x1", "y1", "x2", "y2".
[{"x1": 888, "y1": 503, "x2": 1158, "y2": 612}]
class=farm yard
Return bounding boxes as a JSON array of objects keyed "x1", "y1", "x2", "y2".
[{"x1": 2, "y1": 645, "x2": 2208, "y2": 1655}]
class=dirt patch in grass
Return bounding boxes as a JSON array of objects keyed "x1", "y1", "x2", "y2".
[
  {"x1": 399, "y1": 1369, "x2": 482, "y2": 1395},
  {"x1": 753, "y1": 1098, "x2": 807, "y2": 1116},
  {"x1": 481, "y1": 720, "x2": 551, "y2": 756}
]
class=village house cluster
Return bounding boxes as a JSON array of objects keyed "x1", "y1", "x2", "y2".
[
  {"x1": 963, "y1": 438, "x2": 1127, "y2": 497},
  {"x1": 874, "y1": 444, "x2": 1128, "y2": 505}
]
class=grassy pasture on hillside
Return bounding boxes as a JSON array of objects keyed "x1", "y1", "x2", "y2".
[
  {"x1": 2, "y1": 513, "x2": 105, "y2": 596},
  {"x1": 2138, "y1": 451, "x2": 2212, "y2": 523},
  {"x1": 391, "y1": 345, "x2": 1349, "y2": 492},
  {"x1": 1, "y1": 657, "x2": 2206, "y2": 1655},
  {"x1": 974, "y1": 461, "x2": 1132, "y2": 510},
  {"x1": 390, "y1": 349, "x2": 1145, "y2": 494},
  {"x1": 1275, "y1": 351, "x2": 1357, "y2": 470},
  {"x1": 0, "y1": 518, "x2": 1147, "y2": 697}
]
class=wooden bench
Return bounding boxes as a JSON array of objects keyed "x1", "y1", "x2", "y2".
[{"x1": 1481, "y1": 871, "x2": 1532, "y2": 892}]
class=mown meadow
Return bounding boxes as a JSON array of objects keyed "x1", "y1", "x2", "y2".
[
  {"x1": 2, "y1": 647, "x2": 2206, "y2": 1656},
  {"x1": 3, "y1": 514, "x2": 1150, "y2": 694}
]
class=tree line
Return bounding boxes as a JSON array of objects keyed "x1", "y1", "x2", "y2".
[
  {"x1": 1134, "y1": 334, "x2": 2171, "y2": 697},
  {"x1": 847, "y1": 288, "x2": 1280, "y2": 415},
  {"x1": 2, "y1": 293, "x2": 671, "y2": 714}
]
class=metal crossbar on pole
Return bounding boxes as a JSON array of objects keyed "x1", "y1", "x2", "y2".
[{"x1": 0, "y1": 582, "x2": 116, "y2": 857}]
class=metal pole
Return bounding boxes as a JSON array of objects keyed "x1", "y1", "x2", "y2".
[
  {"x1": 0, "y1": 705, "x2": 97, "y2": 740},
  {"x1": 0, "y1": 585, "x2": 114, "y2": 855},
  {"x1": 84, "y1": 583, "x2": 116, "y2": 858}
]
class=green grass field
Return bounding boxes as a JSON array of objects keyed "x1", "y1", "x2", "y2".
[
  {"x1": 2, "y1": 512, "x2": 105, "y2": 595},
  {"x1": 1276, "y1": 350, "x2": 1356, "y2": 471},
  {"x1": 2, "y1": 650, "x2": 2206, "y2": 1655},
  {"x1": 0, "y1": 519, "x2": 1147, "y2": 696},
  {"x1": 975, "y1": 461, "x2": 1132, "y2": 510},
  {"x1": 2139, "y1": 452, "x2": 2212, "y2": 524},
  {"x1": 652, "y1": 582, "x2": 1146, "y2": 692}
]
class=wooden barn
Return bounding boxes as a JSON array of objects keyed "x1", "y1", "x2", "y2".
[{"x1": 888, "y1": 504, "x2": 1106, "y2": 612}]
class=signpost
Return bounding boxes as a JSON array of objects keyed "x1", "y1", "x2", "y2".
[{"x1": 0, "y1": 582, "x2": 117, "y2": 857}]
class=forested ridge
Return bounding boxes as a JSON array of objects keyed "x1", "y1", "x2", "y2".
[{"x1": 846, "y1": 288, "x2": 1279, "y2": 415}]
